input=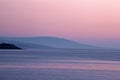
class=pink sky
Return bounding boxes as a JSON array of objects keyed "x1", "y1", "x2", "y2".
[{"x1": 0, "y1": 0, "x2": 120, "y2": 48}]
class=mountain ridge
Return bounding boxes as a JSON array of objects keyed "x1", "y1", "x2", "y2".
[{"x1": 0, "y1": 36, "x2": 102, "y2": 49}]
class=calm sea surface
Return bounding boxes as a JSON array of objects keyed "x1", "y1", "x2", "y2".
[{"x1": 0, "y1": 49, "x2": 120, "y2": 80}]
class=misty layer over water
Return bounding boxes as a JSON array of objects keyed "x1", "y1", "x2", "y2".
[{"x1": 0, "y1": 49, "x2": 120, "y2": 80}]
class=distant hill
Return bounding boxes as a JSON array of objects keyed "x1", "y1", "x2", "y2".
[
  {"x1": 0, "y1": 36, "x2": 102, "y2": 49},
  {"x1": 0, "y1": 37, "x2": 54, "y2": 49},
  {"x1": 0, "y1": 43, "x2": 22, "y2": 49}
]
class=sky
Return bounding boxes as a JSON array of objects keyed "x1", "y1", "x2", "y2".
[{"x1": 0, "y1": 0, "x2": 120, "y2": 48}]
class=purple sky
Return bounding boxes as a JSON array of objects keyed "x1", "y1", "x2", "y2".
[{"x1": 0, "y1": 0, "x2": 120, "y2": 48}]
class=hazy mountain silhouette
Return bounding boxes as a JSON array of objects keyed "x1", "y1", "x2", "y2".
[
  {"x1": 0, "y1": 37, "x2": 54, "y2": 49},
  {"x1": 0, "y1": 36, "x2": 102, "y2": 49}
]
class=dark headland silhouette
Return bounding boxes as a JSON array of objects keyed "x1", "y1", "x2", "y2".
[{"x1": 0, "y1": 43, "x2": 22, "y2": 49}]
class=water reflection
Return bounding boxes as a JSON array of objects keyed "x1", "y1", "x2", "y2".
[
  {"x1": 0, "y1": 60, "x2": 120, "y2": 71},
  {"x1": 0, "y1": 50, "x2": 120, "y2": 80}
]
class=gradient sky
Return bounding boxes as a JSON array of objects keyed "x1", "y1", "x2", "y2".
[{"x1": 0, "y1": 0, "x2": 120, "y2": 48}]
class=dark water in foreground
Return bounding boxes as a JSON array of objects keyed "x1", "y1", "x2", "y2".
[{"x1": 0, "y1": 49, "x2": 120, "y2": 80}]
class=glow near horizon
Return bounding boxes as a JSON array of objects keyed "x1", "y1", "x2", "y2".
[{"x1": 0, "y1": 0, "x2": 120, "y2": 48}]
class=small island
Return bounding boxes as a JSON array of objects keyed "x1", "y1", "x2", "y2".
[{"x1": 0, "y1": 43, "x2": 22, "y2": 49}]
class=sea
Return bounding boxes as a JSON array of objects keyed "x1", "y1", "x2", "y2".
[{"x1": 0, "y1": 49, "x2": 120, "y2": 80}]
